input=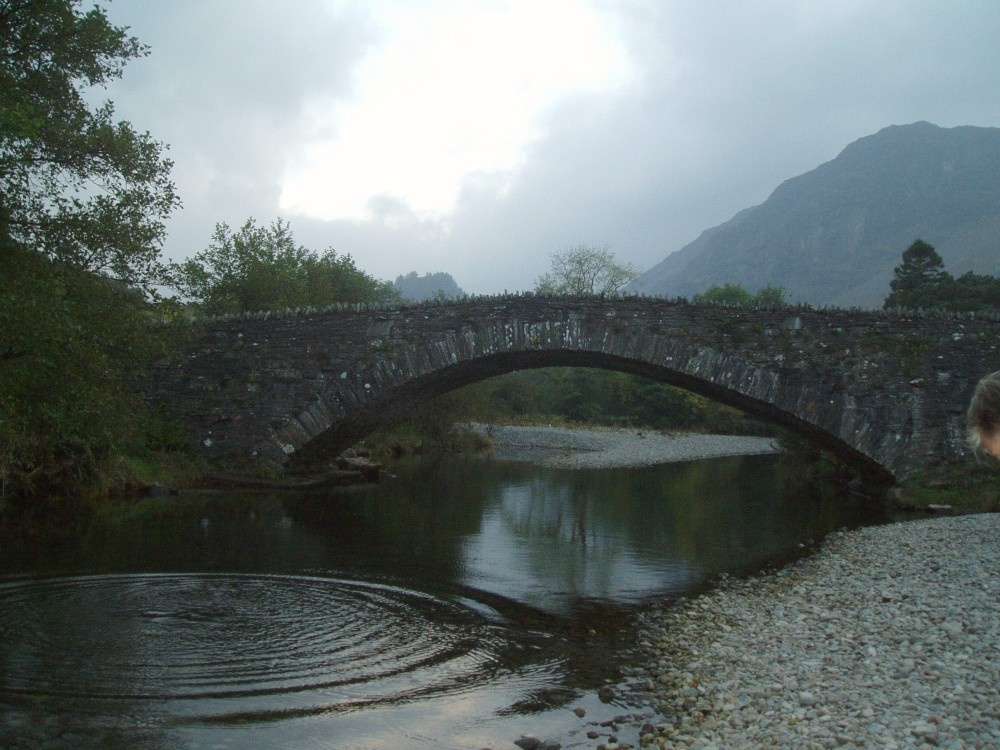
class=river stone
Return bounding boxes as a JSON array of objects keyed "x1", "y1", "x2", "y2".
[
  {"x1": 798, "y1": 690, "x2": 818, "y2": 707},
  {"x1": 627, "y1": 515, "x2": 1000, "y2": 750},
  {"x1": 940, "y1": 620, "x2": 963, "y2": 637}
]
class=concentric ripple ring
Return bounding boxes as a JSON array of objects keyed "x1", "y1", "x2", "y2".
[{"x1": 0, "y1": 573, "x2": 504, "y2": 722}]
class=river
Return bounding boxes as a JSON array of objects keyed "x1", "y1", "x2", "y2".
[{"x1": 0, "y1": 448, "x2": 886, "y2": 749}]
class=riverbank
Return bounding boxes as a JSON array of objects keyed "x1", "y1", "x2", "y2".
[
  {"x1": 471, "y1": 424, "x2": 779, "y2": 469},
  {"x1": 629, "y1": 513, "x2": 1000, "y2": 749}
]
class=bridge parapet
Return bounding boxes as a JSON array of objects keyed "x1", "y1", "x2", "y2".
[{"x1": 146, "y1": 296, "x2": 999, "y2": 481}]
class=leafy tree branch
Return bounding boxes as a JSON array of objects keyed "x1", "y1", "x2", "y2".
[
  {"x1": 535, "y1": 243, "x2": 638, "y2": 297},
  {"x1": 1, "y1": 1, "x2": 180, "y2": 507},
  {"x1": 168, "y1": 217, "x2": 399, "y2": 315}
]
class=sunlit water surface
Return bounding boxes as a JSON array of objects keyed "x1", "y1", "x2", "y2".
[{"x1": 0, "y1": 453, "x2": 884, "y2": 748}]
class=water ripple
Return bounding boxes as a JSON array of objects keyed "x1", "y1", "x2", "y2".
[{"x1": 0, "y1": 573, "x2": 509, "y2": 723}]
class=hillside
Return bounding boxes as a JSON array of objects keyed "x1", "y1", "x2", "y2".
[{"x1": 631, "y1": 122, "x2": 1000, "y2": 307}]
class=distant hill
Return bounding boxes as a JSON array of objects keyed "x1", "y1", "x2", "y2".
[
  {"x1": 631, "y1": 122, "x2": 1000, "y2": 307},
  {"x1": 393, "y1": 271, "x2": 465, "y2": 302}
]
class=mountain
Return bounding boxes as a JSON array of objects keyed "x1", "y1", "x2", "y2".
[
  {"x1": 631, "y1": 122, "x2": 1000, "y2": 307},
  {"x1": 393, "y1": 271, "x2": 465, "y2": 302}
]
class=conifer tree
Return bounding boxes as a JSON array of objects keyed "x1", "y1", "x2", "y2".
[{"x1": 884, "y1": 239, "x2": 952, "y2": 309}]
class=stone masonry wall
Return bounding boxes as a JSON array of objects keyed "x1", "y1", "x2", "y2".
[{"x1": 145, "y1": 296, "x2": 1000, "y2": 481}]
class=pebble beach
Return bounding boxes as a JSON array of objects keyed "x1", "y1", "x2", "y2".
[
  {"x1": 631, "y1": 513, "x2": 999, "y2": 750},
  {"x1": 474, "y1": 423, "x2": 779, "y2": 469}
]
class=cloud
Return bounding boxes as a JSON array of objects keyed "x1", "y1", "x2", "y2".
[
  {"x1": 104, "y1": 0, "x2": 378, "y2": 257},
  {"x1": 278, "y1": 0, "x2": 635, "y2": 223},
  {"x1": 101, "y1": 0, "x2": 1000, "y2": 292}
]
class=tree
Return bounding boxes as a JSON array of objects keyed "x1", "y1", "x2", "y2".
[
  {"x1": 450, "y1": 366, "x2": 760, "y2": 433},
  {"x1": 882, "y1": 239, "x2": 1000, "y2": 311},
  {"x1": 1, "y1": 1, "x2": 179, "y2": 506},
  {"x1": 950, "y1": 271, "x2": 1000, "y2": 312},
  {"x1": 693, "y1": 283, "x2": 754, "y2": 305},
  {"x1": 535, "y1": 244, "x2": 638, "y2": 297},
  {"x1": 753, "y1": 285, "x2": 787, "y2": 306},
  {"x1": 692, "y1": 283, "x2": 786, "y2": 306},
  {"x1": 2, "y1": 240, "x2": 172, "y2": 505},
  {"x1": 1, "y1": 0, "x2": 179, "y2": 288},
  {"x1": 884, "y1": 239, "x2": 952, "y2": 309},
  {"x1": 169, "y1": 218, "x2": 398, "y2": 315}
]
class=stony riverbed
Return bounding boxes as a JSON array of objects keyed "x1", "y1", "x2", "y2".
[
  {"x1": 629, "y1": 513, "x2": 999, "y2": 750},
  {"x1": 473, "y1": 424, "x2": 778, "y2": 469}
]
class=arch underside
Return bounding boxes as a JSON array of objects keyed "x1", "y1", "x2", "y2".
[{"x1": 289, "y1": 349, "x2": 895, "y2": 483}]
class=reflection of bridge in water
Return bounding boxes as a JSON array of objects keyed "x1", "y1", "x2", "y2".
[{"x1": 146, "y1": 295, "x2": 998, "y2": 482}]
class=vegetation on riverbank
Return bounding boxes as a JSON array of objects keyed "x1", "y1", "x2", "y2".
[
  {"x1": 165, "y1": 218, "x2": 399, "y2": 316},
  {"x1": 892, "y1": 462, "x2": 1000, "y2": 514},
  {"x1": 357, "y1": 393, "x2": 494, "y2": 460},
  {"x1": 774, "y1": 432, "x2": 867, "y2": 500},
  {"x1": 1, "y1": 2, "x2": 179, "y2": 512},
  {"x1": 776, "y1": 431, "x2": 1000, "y2": 514},
  {"x1": 433, "y1": 367, "x2": 773, "y2": 435}
]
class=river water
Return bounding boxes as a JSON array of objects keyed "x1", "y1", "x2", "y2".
[{"x1": 0, "y1": 452, "x2": 885, "y2": 749}]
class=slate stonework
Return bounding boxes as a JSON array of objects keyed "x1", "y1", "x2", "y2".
[{"x1": 144, "y1": 295, "x2": 1000, "y2": 481}]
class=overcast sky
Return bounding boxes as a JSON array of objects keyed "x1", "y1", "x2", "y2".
[{"x1": 101, "y1": 0, "x2": 1000, "y2": 295}]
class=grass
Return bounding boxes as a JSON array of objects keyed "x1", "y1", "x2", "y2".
[
  {"x1": 360, "y1": 422, "x2": 493, "y2": 460},
  {"x1": 118, "y1": 451, "x2": 207, "y2": 487},
  {"x1": 894, "y1": 461, "x2": 1000, "y2": 514}
]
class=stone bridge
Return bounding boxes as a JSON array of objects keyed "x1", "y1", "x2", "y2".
[{"x1": 146, "y1": 296, "x2": 999, "y2": 483}]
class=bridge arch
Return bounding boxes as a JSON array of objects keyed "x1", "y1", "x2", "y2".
[
  {"x1": 289, "y1": 347, "x2": 892, "y2": 483},
  {"x1": 146, "y1": 296, "x2": 993, "y2": 482}
]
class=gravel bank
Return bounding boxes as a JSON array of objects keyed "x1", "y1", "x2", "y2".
[
  {"x1": 472, "y1": 424, "x2": 778, "y2": 469},
  {"x1": 631, "y1": 514, "x2": 1000, "y2": 749}
]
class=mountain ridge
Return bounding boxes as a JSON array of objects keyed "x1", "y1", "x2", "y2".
[{"x1": 630, "y1": 122, "x2": 1000, "y2": 307}]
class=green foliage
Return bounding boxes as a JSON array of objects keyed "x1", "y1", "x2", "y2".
[
  {"x1": 692, "y1": 283, "x2": 787, "y2": 306},
  {"x1": 884, "y1": 238, "x2": 1000, "y2": 311},
  {"x1": 535, "y1": 244, "x2": 639, "y2": 297},
  {"x1": 947, "y1": 270, "x2": 1000, "y2": 312},
  {"x1": 1, "y1": 241, "x2": 174, "y2": 506},
  {"x1": 0, "y1": 0, "x2": 179, "y2": 289},
  {"x1": 0, "y1": 2, "x2": 181, "y2": 511},
  {"x1": 753, "y1": 285, "x2": 788, "y2": 306},
  {"x1": 168, "y1": 218, "x2": 399, "y2": 315},
  {"x1": 693, "y1": 283, "x2": 753, "y2": 305},
  {"x1": 884, "y1": 239, "x2": 951, "y2": 309},
  {"x1": 447, "y1": 367, "x2": 767, "y2": 434},
  {"x1": 362, "y1": 388, "x2": 491, "y2": 458},
  {"x1": 898, "y1": 462, "x2": 1000, "y2": 514}
]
